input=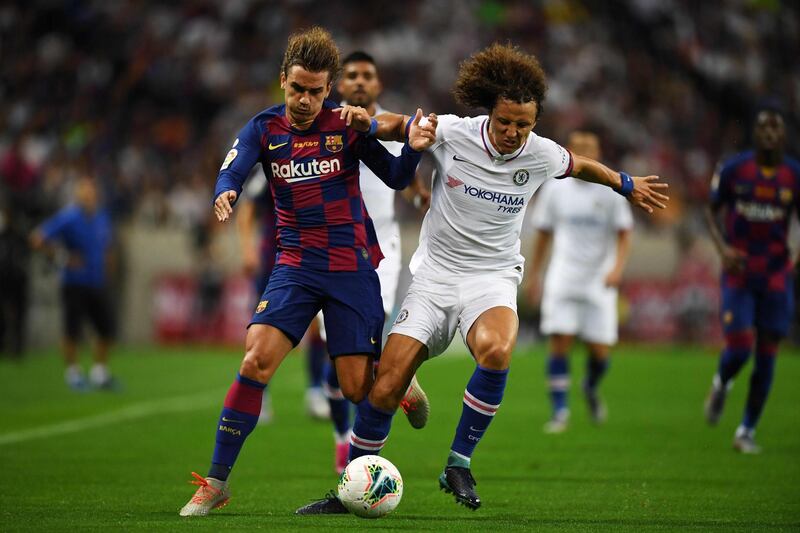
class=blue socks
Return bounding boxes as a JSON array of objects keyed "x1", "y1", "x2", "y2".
[
  {"x1": 307, "y1": 336, "x2": 326, "y2": 389},
  {"x1": 323, "y1": 362, "x2": 352, "y2": 437},
  {"x1": 547, "y1": 355, "x2": 569, "y2": 414},
  {"x1": 450, "y1": 365, "x2": 508, "y2": 461},
  {"x1": 208, "y1": 374, "x2": 265, "y2": 481},
  {"x1": 349, "y1": 399, "x2": 393, "y2": 462},
  {"x1": 743, "y1": 340, "x2": 778, "y2": 429},
  {"x1": 718, "y1": 331, "x2": 753, "y2": 385},
  {"x1": 585, "y1": 357, "x2": 609, "y2": 392}
]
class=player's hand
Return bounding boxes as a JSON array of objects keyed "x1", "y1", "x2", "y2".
[
  {"x1": 720, "y1": 245, "x2": 746, "y2": 274},
  {"x1": 214, "y1": 190, "x2": 238, "y2": 222},
  {"x1": 408, "y1": 109, "x2": 437, "y2": 152},
  {"x1": 335, "y1": 105, "x2": 372, "y2": 131},
  {"x1": 414, "y1": 187, "x2": 431, "y2": 211},
  {"x1": 628, "y1": 175, "x2": 669, "y2": 213},
  {"x1": 604, "y1": 268, "x2": 623, "y2": 288}
]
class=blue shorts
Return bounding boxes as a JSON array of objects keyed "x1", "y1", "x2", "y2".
[
  {"x1": 250, "y1": 265, "x2": 384, "y2": 357},
  {"x1": 720, "y1": 278, "x2": 794, "y2": 337}
]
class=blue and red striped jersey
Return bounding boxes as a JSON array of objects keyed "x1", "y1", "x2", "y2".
[
  {"x1": 215, "y1": 100, "x2": 420, "y2": 272},
  {"x1": 710, "y1": 150, "x2": 800, "y2": 290}
]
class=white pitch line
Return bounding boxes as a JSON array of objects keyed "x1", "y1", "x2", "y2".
[{"x1": 0, "y1": 390, "x2": 223, "y2": 447}]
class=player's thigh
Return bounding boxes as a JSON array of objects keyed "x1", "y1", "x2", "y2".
[
  {"x1": 390, "y1": 273, "x2": 458, "y2": 359},
  {"x1": 250, "y1": 265, "x2": 323, "y2": 347},
  {"x1": 755, "y1": 281, "x2": 794, "y2": 339},
  {"x1": 60, "y1": 285, "x2": 84, "y2": 341},
  {"x1": 720, "y1": 284, "x2": 756, "y2": 333},
  {"x1": 322, "y1": 269, "x2": 385, "y2": 358},
  {"x1": 540, "y1": 292, "x2": 580, "y2": 338},
  {"x1": 579, "y1": 292, "x2": 618, "y2": 346},
  {"x1": 85, "y1": 287, "x2": 116, "y2": 341},
  {"x1": 460, "y1": 274, "x2": 519, "y2": 368}
]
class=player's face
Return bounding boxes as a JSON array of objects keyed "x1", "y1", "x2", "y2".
[
  {"x1": 567, "y1": 132, "x2": 601, "y2": 160},
  {"x1": 337, "y1": 61, "x2": 381, "y2": 108},
  {"x1": 753, "y1": 111, "x2": 785, "y2": 153},
  {"x1": 281, "y1": 66, "x2": 332, "y2": 127},
  {"x1": 75, "y1": 177, "x2": 98, "y2": 211},
  {"x1": 487, "y1": 99, "x2": 537, "y2": 154}
]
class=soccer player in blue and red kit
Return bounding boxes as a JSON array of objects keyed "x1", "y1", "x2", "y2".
[
  {"x1": 704, "y1": 108, "x2": 800, "y2": 454},
  {"x1": 179, "y1": 27, "x2": 437, "y2": 516}
]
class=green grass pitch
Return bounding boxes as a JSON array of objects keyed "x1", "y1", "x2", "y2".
[{"x1": 1, "y1": 344, "x2": 798, "y2": 532}]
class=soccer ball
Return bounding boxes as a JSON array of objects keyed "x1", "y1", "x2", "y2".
[{"x1": 337, "y1": 455, "x2": 403, "y2": 518}]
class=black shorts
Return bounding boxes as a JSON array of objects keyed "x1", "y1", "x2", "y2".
[{"x1": 61, "y1": 285, "x2": 116, "y2": 341}]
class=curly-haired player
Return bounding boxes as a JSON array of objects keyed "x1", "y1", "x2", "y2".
[{"x1": 299, "y1": 43, "x2": 667, "y2": 513}]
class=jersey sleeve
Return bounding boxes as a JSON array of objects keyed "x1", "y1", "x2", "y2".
[
  {"x1": 530, "y1": 181, "x2": 555, "y2": 231},
  {"x1": 213, "y1": 117, "x2": 264, "y2": 203},
  {"x1": 38, "y1": 207, "x2": 76, "y2": 242},
  {"x1": 429, "y1": 114, "x2": 462, "y2": 151},
  {"x1": 539, "y1": 137, "x2": 573, "y2": 180},
  {"x1": 612, "y1": 194, "x2": 634, "y2": 230},
  {"x1": 355, "y1": 136, "x2": 421, "y2": 190},
  {"x1": 709, "y1": 160, "x2": 732, "y2": 207}
]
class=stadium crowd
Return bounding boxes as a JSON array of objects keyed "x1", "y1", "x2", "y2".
[{"x1": 0, "y1": 0, "x2": 798, "y2": 352}]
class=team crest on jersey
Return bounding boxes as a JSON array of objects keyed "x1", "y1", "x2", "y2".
[
  {"x1": 394, "y1": 309, "x2": 409, "y2": 325},
  {"x1": 324, "y1": 134, "x2": 344, "y2": 153},
  {"x1": 780, "y1": 188, "x2": 793, "y2": 205},
  {"x1": 512, "y1": 169, "x2": 530, "y2": 186},
  {"x1": 256, "y1": 300, "x2": 269, "y2": 313}
]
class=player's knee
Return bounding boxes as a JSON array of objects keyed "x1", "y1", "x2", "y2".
[
  {"x1": 474, "y1": 338, "x2": 514, "y2": 370},
  {"x1": 240, "y1": 337, "x2": 272, "y2": 381},
  {"x1": 369, "y1": 375, "x2": 406, "y2": 412},
  {"x1": 339, "y1": 375, "x2": 373, "y2": 404}
]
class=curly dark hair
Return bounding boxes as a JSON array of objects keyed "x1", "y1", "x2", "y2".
[
  {"x1": 281, "y1": 26, "x2": 340, "y2": 83},
  {"x1": 453, "y1": 43, "x2": 547, "y2": 118}
]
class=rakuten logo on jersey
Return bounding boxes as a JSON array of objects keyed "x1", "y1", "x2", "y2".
[
  {"x1": 462, "y1": 184, "x2": 525, "y2": 214},
  {"x1": 270, "y1": 158, "x2": 341, "y2": 183}
]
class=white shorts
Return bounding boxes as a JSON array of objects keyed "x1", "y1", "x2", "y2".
[
  {"x1": 540, "y1": 289, "x2": 618, "y2": 345},
  {"x1": 375, "y1": 232, "x2": 401, "y2": 315},
  {"x1": 390, "y1": 269, "x2": 521, "y2": 358}
]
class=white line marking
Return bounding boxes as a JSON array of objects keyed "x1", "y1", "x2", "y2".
[{"x1": 0, "y1": 391, "x2": 223, "y2": 447}]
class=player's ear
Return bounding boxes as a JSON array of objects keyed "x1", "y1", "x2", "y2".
[
  {"x1": 279, "y1": 71, "x2": 286, "y2": 89},
  {"x1": 324, "y1": 82, "x2": 332, "y2": 98}
]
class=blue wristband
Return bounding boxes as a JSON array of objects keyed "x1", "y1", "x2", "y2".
[
  {"x1": 404, "y1": 117, "x2": 414, "y2": 139},
  {"x1": 367, "y1": 118, "x2": 378, "y2": 137},
  {"x1": 618, "y1": 172, "x2": 634, "y2": 197}
]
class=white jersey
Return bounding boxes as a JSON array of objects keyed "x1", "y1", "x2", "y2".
[
  {"x1": 532, "y1": 178, "x2": 633, "y2": 298},
  {"x1": 358, "y1": 103, "x2": 403, "y2": 250},
  {"x1": 410, "y1": 114, "x2": 572, "y2": 276}
]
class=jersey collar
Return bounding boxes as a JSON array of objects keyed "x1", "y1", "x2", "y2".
[{"x1": 481, "y1": 119, "x2": 528, "y2": 163}]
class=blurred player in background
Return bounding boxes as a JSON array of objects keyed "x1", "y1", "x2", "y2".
[
  {"x1": 301, "y1": 43, "x2": 667, "y2": 513},
  {"x1": 30, "y1": 175, "x2": 117, "y2": 390},
  {"x1": 704, "y1": 108, "x2": 800, "y2": 454},
  {"x1": 180, "y1": 27, "x2": 436, "y2": 517},
  {"x1": 323, "y1": 50, "x2": 431, "y2": 474},
  {"x1": 237, "y1": 179, "x2": 330, "y2": 423},
  {"x1": 527, "y1": 131, "x2": 633, "y2": 434}
]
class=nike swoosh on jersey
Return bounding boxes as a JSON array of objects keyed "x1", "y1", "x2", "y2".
[
  {"x1": 452, "y1": 154, "x2": 482, "y2": 167},
  {"x1": 222, "y1": 416, "x2": 246, "y2": 424},
  {"x1": 469, "y1": 426, "x2": 486, "y2": 432},
  {"x1": 269, "y1": 141, "x2": 289, "y2": 150}
]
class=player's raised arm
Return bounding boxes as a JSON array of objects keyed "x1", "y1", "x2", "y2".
[
  {"x1": 338, "y1": 104, "x2": 438, "y2": 146},
  {"x1": 571, "y1": 155, "x2": 669, "y2": 213},
  {"x1": 213, "y1": 120, "x2": 262, "y2": 222}
]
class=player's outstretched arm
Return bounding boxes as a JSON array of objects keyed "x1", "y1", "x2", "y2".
[
  {"x1": 338, "y1": 105, "x2": 438, "y2": 145},
  {"x1": 572, "y1": 155, "x2": 669, "y2": 213}
]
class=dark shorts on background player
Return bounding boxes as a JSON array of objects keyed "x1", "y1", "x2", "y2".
[
  {"x1": 250, "y1": 265, "x2": 384, "y2": 357},
  {"x1": 61, "y1": 285, "x2": 116, "y2": 341},
  {"x1": 721, "y1": 274, "x2": 795, "y2": 337}
]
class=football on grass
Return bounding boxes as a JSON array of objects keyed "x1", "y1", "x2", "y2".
[{"x1": 337, "y1": 455, "x2": 403, "y2": 518}]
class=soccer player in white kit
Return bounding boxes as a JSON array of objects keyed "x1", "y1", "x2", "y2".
[
  {"x1": 527, "y1": 131, "x2": 633, "y2": 434},
  {"x1": 303, "y1": 43, "x2": 667, "y2": 513},
  {"x1": 324, "y1": 51, "x2": 431, "y2": 474}
]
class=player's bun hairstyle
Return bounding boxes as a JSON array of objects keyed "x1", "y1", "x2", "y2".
[
  {"x1": 342, "y1": 51, "x2": 376, "y2": 67},
  {"x1": 453, "y1": 43, "x2": 547, "y2": 118},
  {"x1": 282, "y1": 26, "x2": 340, "y2": 83}
]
